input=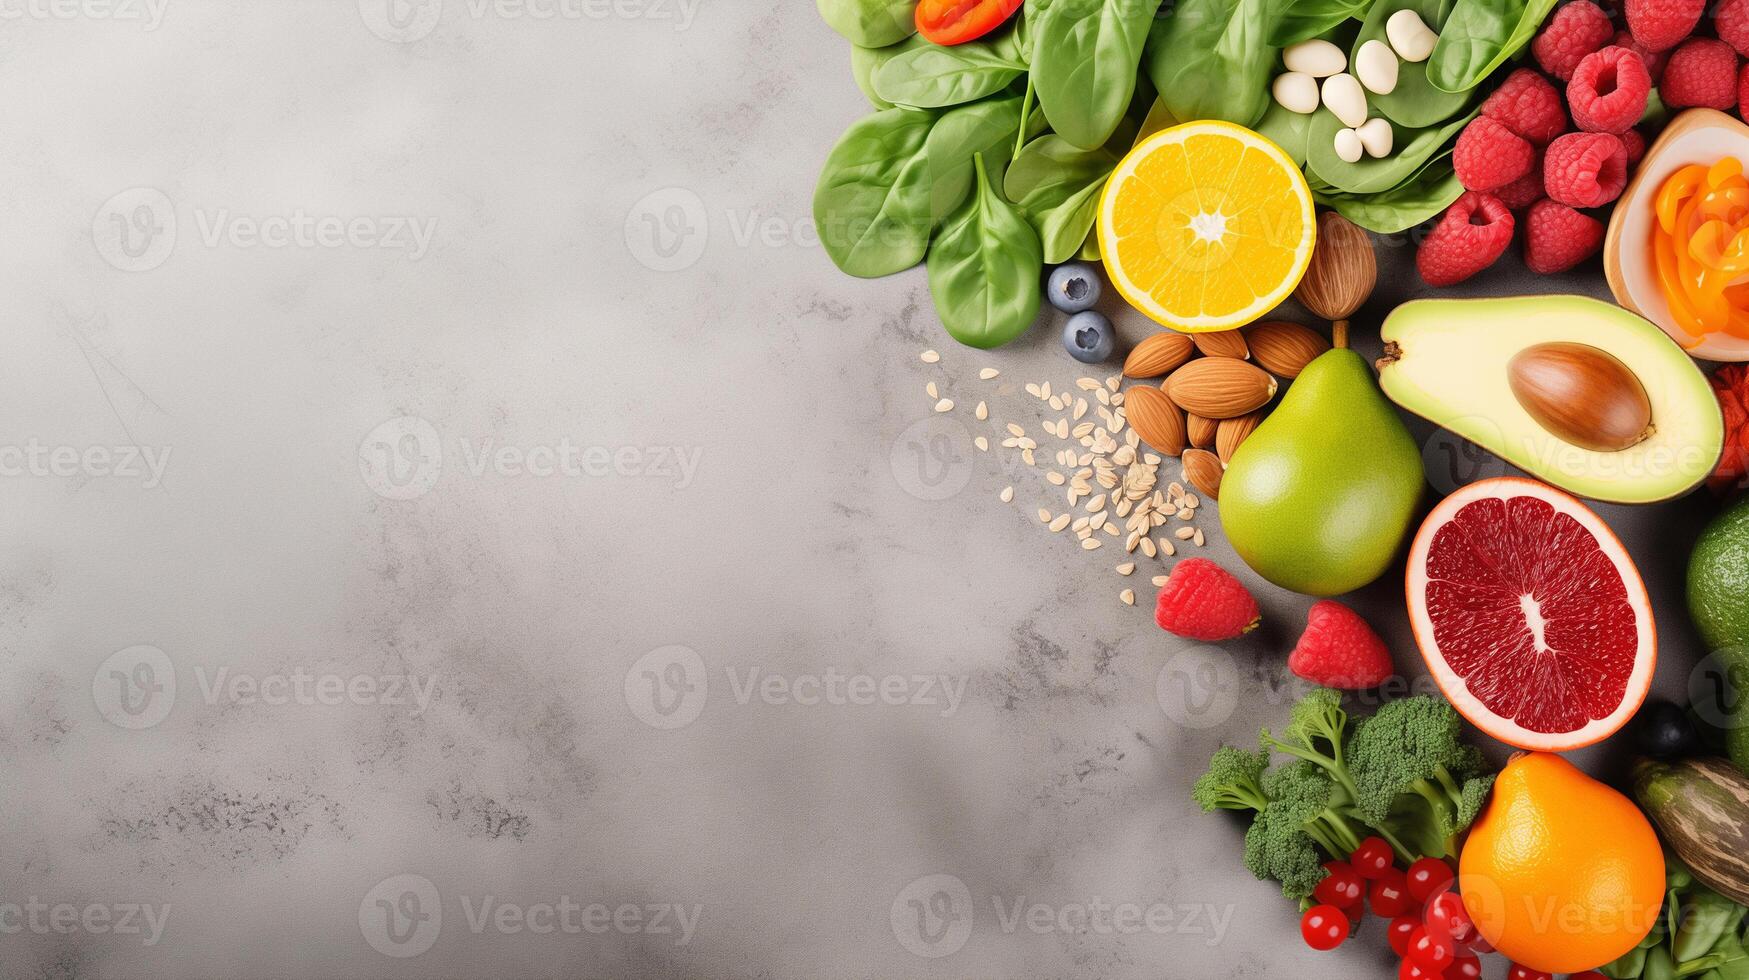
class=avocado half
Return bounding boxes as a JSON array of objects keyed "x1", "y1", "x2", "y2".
[{"x1": 1378, "y1": 295, "x2": 1722, "y2": 505}]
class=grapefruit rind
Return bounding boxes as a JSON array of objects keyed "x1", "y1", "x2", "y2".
[{"x1": 1406, "y1": 477, "x2": 1656, "y2": 752}]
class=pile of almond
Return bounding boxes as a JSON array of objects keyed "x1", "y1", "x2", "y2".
[{"x1": 1121, "y1": 320, "x2": 1331, "y2": 501}]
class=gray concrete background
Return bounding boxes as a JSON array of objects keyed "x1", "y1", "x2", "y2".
[{"x1": 0, "y1": 2, "x2": 1714, "y2": 977}]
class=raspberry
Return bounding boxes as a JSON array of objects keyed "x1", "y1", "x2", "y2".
[
  {"x1": 1534, "y1": 1, "x2": 1616, "y2": 79},
  {"x1": 1153, "y1": 558, "x2": 1259, "y2": 641},
  {"x1": 1625, "y1": 0, "x2": 1705, "y2": 51},
  {"x1": 1741, "y1": 61, "x2": 1749, "y2": 122},
  {"x1": 1482, "y1": 68, "x2": 1569, "y2": 144},
  {"x1": 1544, "y1": 131, "x2": 1629, "y2": 206},
  {"x1": 1620, "y1": 128, "x2": 1646, "y2": 166},
  {"x1": 1720, "y1": 0, "x2": 1749, "y2": 58},
  {"x1": 1662, "y1": 38, "x2": 1740, "y2": 108},
  {"x1": 1613, "y1": 30, "x2": 1669, "y2": 81},
  {"x1": 1523, "y1": 199, "x2": 1606, "y2": 273},
  {"x1": 1287, "y1": 601, "x2": 1395, "y2": 690},
  {"x1": 1496, "y1": 152, "x2": 1547, "y2": 209},
  {"x1": 1417, "y1": 192, "x2": 1515, "y2": 286},
  {"x1": 1454, "y1": 117, "x2": 1536, "y2": 191},
  {"x1": 1568, "y1": 46, "x2": 1653, "y2": 132}
]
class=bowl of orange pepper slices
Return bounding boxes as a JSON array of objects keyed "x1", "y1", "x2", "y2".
[{"x1": 1606, "y1": 108, "x2": 1749, "y2": 360}]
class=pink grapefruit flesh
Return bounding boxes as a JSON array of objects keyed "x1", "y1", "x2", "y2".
[{"x1": 1407, "y1": 477, "x2": 1655, "y2": 752}]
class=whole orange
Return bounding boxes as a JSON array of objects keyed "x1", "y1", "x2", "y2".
[{"x1": 1459, "y1": 753, "x2": 1664, "y2": 974}]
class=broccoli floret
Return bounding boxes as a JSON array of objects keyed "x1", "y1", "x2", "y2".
[
  {"x1": 1243, "y1": 803, "x2": 1329, "y2": 901},
  {"x1": 1260, "y1": 688, "x2": 1358, "y2": 798},
  {"x1": 1347, "y1": 696, "x2": 1495, "y2": 857},
  {"x1": 1455, "y1": 773, "x2": 1495, "y2": 830},
  {"x1": 1193, "y1": 746, "x2": 1271, "y2": 814},
  {"x1": 1264, "y1": 760, "x2": 1366, "y2": 860}
]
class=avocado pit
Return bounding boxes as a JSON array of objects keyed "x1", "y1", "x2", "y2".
[{"x1": 1507, "y1": 342, "x2": 1654, "y2": 453}]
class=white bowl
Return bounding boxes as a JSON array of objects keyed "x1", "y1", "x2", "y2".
[{"x1": 1606, "y1": 108, "x2": 1749, "y2": 361}]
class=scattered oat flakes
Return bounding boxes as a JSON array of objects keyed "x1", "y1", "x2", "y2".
[
  {"x1": 1174, "y1": 527, "x2": 1196, "y2": 540},
  {"x1": 1046, "y1": 471, "x2": 1065, "y2": 486},
  {"x1": 1037, "y1": 508, "x2": 1052, "y2": 523},
  {"x1": 1000, "y1": 486, "x2": 1014, "y2": 503},
  {"x1": 1116, "y1": 562, "x2": 1136, "y2": 575},
  {"x1": 927, "y1": 381, "x2": 939, "y2": 399},
  {"x1": 1152, "y1": 575, "x2": 1168, "y2": 587},
  {"x1": 1120, "y1": 589, "x2": 1135, "y2": 606},
  {"x1": 934, "y1": 398, "x2": 954, "y2": 413},
  {"x1": 1081, "y1": 538, "x2": 1101, "y2": 550},
  {"x1": 975, "y1": 436, "x2": 989, "y2": 452},
  {"x1": 921, "y1": 350, "x2": 940, "y2": 363},
  {"x1": 1049, "y1": 514, "x2": 1070, "y2": 532},
  {"x1": 976, "y1": 401, "x2": 988, "y2": 421},
  {"x1": 979, "y1": 367, "x2": 999, "y2": 380},
  {"x1": 1193, "y1": 529, "x2": 1205, "y2": 547}
]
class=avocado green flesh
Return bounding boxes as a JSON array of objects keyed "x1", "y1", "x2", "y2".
[
  {"x1": 1379, "y1": 296, "x2": 1723, "y2": 505},
  {"x1": 1219, "y1": 348, "x2": 1425, "y2": 597}
]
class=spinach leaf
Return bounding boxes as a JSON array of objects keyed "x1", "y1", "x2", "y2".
[
  {"x1": 817, "y1": 0, "x2": 917, "y2": 48},
  {"x1": 1144, "y1": 0, "x2": 1277, "y2": 128},
  {"x1": 872, "y1": 28, "x2": 1028, "y2": 108},
  {"x1": 814, "y1": 108, "x2": 941, "y2": 278},
  {"x1": 1268, "y1": 0, "x2": 1371, "y2": 46},
  {"x1": 851, "y1": 42, "x2": 902, "y2": 110},
  {"x1": 921, "y1": 94, "x2": 1036, "y2": 224},
  {"x1": 1425, "y1": 0, "x2": 1558, "y2": 94},
  {"x1": 929, "y1": 155, "x2": 1044, "y2": 349},
  {"x1": 1313, "y1": 155, "x2": 1464, "y2": 232},
  {"x1": 1254, "y1": 101, "x2": 1313, "y2": 165},
  {"x1": 1004, "y1": 134, "x2": 1119, "y2": 263},
  {"x1": 1028, "y1": 0, "x2": 1163, "y2": 150},
  {"x1": 1304, "y1": 103, "x2": 1476, "y2": 193},
  {"x1": 1358, "y1": 0, "x2": 1467, "y2": 126}
]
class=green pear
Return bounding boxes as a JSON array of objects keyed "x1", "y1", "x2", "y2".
[{"x1": 1218, "y1": 346, "x2": 1424, "y2": 596}]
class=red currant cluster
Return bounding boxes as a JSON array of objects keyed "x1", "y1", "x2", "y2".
[{"x1": 1297, "y1": 837, "x2": 1610, "y2": 980}]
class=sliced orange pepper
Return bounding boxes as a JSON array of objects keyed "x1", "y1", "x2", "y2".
[
  {"x1": 1658, "y1": 165, "x2": 1708, "y2": 234},
  {"x1": 1708, "y1": 157, "x2": 1744, "y2": 189}
]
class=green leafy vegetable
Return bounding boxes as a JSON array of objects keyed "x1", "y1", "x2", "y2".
[
  {"x1": 1003, "y1": 133, "x2": 1118, "y2": 263},
  {"x1": 1305, "y1": 104, "x2": 1478, "y2": 194},
  {"x1": 813, "y1": 107, "x2": 941, "y2": 278},
  {"x1": 920, "y1": 94, "x2": 1037, "y2": 223},
  {"x1": 1268, "y1": 0, "x2": 1372, "y2": 46},
  {"x1": 1144, "y1": 0, "x2": 1277, "y2": 128},
  {"x1": 851, "y1": 43, "x2": 900, "y2": 110},
  {"x1": 817, "y1": 0, "x2": 918, "y2": 48},
  {"x1": 1355, "y1": 0, "x2": 1467, "y2": 127},
  {"x1": 1424, "y1": 0, "x2": 1560, "y2": 94},
  {"x1": 1346, "y1": 696, "x2": 1495, "y2": 857},
  {"x1": 1028, "y1": 0, "x2": 1163, "y2": 149},
  {"x1": 872, "y1": 28, "x2": 1029, "y2": 108},
  {"x1": 927, "y1": 154, "x2": 1044, "y2": 348},
  {"x1": 1254, "y1": 101, "x2": 1313, "y2": 166},
  {"x1": 1312, "y1": 155, "x2": 1464, "y2": 233}
]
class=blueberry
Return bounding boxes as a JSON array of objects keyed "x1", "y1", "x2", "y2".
[
  {"x1": 1063, "y1": 311, "x2": 1115, "y2": 363},
  {"x1": 1047, "y1": 263, "x2": 1102, "y2": 314},
  {"x1": 1630, "y1": 699, "x2": 1698, "y2": 758}
]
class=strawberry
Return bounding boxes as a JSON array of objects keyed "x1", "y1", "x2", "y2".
[{"x1": 1287, "y1": 601, "x2": 1395, "y2": 689}]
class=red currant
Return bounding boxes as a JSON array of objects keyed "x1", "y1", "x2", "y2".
[
  {"x1": 1425, "y1": 891, "x2": 1475, "y2": 945},
  {"x1": 1569, "y1": 974, "x2": 1608, "y2": 980},
  {"x1": 1405, "y1": 857, "x2": 1454, "y2": 902},
  {"x1": 1406, "y1": 925, "x2": 1455, "y2": 970},
  {"x1": 1445, "y1": 953, "x2": 1482, "y2": 980},
  {"x1": 1386, "y1": 914, "x2": 1420, "y2": 956},
  {"x1": 1300, "y1": 904, "x2": 1349, "y2": 951},
  {"x1": 1314, "y1": 861, "x2": 1364, "y2": 908},
  {"x1": 1371, "y1": 867, "x2": 1414, "y2": 918},
  {"x1": 1399, "y1": 958, "x2": 1439, "y2": 980},
  {"x1": 1351, "y1": 837, "x2": 1394, "y2": 879},
  {"x1": 1506, "y1": 964, "x2": 1552, "y2": 980}
]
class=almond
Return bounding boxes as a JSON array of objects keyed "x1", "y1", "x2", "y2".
[
  {"x1": 1243, "y1": 321, "x2": 1330, "y2": 379},
  {"x1": 1182, "y1": 448, "x2": 1224, "y2": 501},
  {"x1": 1123, "y1": 332, "x2": 1196, "y2": 379},
  {"x1": 1216, "y1": 411, "x2": 1265, "y2": 464},
  {"x1": 1192, "y1": 329, "x2": 1249, "y2": 360},
  {"x1": 1186, "y1": 412, "x2": 1217, "y2": 449},
  {"x1": 1164, "y1": 358, "x2": 1278, "y2": 418},
  {"x1": 1123, "y1": 385, "x2": 1187, "y2": 457},
  {"x1": 1294, "y1": 211, "x2": 1377, "y2": 322}
]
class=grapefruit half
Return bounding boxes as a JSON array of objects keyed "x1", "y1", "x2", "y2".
[{"x1": 1406, "y1": 477, "x2": 1655, "y2": 751}]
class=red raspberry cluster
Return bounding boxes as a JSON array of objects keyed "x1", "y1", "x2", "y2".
[{"x1": 1419, "y1": 0, "x2": 1749, "y2": 285}]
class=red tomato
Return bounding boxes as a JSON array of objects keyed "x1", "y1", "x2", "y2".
[
  {"x1": 1314, "y1": 862, "x2": 1364, "y2": 908},
  {"x1": 1506, "y1": 964, "x2": 1553, "y2": 980},
  {"x1": 1406, "y1": 857, "x2": 1454, "y2": 902},
  {"x1": 1387, "y1": 914, "x2": 1420, "y2": 956},
  {"x1": 914, "y1": 0, "x2": 1023, "y2": 45},
  {"x1": 1371, "y1": 867, "x2": 1414, "y2": 918},
  {"x1": 1399, "y1": 958, "x2": 1440, "y2": 980},
  {"x1": 1407, "y1": 925, "x2": 1455, "y2": 970},
  {"x1": 1425, "y1": 891, "x2": 1475, "y2": 945},
  {"x1": 1351, "y1": 837, "x2": 1395, "y2": 879},
  {"x1": 1445, "y1": 954, "x2": 1482, "y2": 980},
  {"x1": 1463, "y1": 929, "x2": 1494, "y2": 954},
  {"x1": 1300, "y1": 905, "x2": 1350, "y2": 951}
]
